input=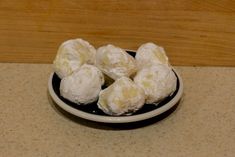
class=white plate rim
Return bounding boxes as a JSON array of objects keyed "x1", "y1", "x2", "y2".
[{"x1": 48, "y1": 68, "x2": 183, "y2": 123}]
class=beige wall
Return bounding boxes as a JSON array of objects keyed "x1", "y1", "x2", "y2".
[{"x1": 1, "y1": 0, "x2": 235, "y2": 66}]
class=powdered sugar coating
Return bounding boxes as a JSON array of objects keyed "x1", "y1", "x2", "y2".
[
  {"x1": 60, "y1": 64, "x2": 104, "y2": 105},
  {"x1": 136, "y1": 42, "x2": 169, "y2": 69},
  {"x1": 96, "y1": 44, "x2": 137, "y2": 80},
  {"x1": 53, "y1": 38, "x2": 96, "y2": 78},
  {"x1": 98, "y1": 77, "x2": 145, "y2": 116},
  {"x1": 134, "y1": 64, "x2": 176, "y2": 104}
]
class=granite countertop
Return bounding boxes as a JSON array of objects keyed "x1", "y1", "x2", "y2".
[{"x1": 0, "y1": 63, "x2": 234, "y2": 157}]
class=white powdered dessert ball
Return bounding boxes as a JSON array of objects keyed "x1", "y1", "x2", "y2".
[
  {"x1": 135, "y1": 42, "x2": 169, "y2": 69},
  {"x1": 60, "y1": 64, "x2": 104, "y2": 105},
  {"x1": 98, "y1": 77, "x2": 145, "y2": 116},
  {"x1": 53, "y1": 38, "x2": 96, "y2": 78},
  {"x1": 134, "y1": 64, "x2": 177, "y2": 104},
  {"x1": 96, "y1": 44, "x2": 137, "y2": 80}
]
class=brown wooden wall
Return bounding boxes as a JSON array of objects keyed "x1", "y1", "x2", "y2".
[{"x1": 1, "y1": 0, "x2": 235, "y2": 66}]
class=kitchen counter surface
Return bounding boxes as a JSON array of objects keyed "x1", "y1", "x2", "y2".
[{"x1": 0, "y1": 63, "x2": 234, "y2": 157}]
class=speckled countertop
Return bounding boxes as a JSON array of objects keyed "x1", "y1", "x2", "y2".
[{"x1": 0, "y1": 63, "x2": 235, "y2": 157}]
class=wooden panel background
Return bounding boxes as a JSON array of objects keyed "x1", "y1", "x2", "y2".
[{"x1": 0, "y1": 0, "x2": 235, "y2": 66}]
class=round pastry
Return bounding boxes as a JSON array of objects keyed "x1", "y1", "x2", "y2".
[
  {"x1": 98, "y1": 77, "x2": 145, "y2": 116},
  {"x1": 96, "y1": 44, "x2": 137, "y2": 80},
  {"x1": 60, "y1": 64, "x2": 104, "y2": 105},
  {"x1": 135, "y1": 42, "x2": 169, "y2": 69},
  {"x1": 134, "y1": 64, "x2": 177, "y2": 104},
  {"x1": 53, "y1": 38, "x2": 96, "y2": 78}
]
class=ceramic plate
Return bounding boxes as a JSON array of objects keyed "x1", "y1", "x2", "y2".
[{"x1": 48, "y1": 51, "x2": 183, "y2": 123}]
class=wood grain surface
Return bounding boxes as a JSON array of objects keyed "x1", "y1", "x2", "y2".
[{"x1": 0, "y1": 0, "x2": 235, "y2": 66}]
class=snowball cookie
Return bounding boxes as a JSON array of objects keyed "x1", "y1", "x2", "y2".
[
  {"x1": 53, "y1": 38, "x2": 96, "y2": 78},
  {"x1": 135, "y1": 42, "x2": 169, "y2": 69},
  {"x1": 96, "y1": 44, "x2": 137, "y2": 80},
  {"x1": 60, "y1": 64, "x2": 104, "y2": 105},
  {"x1": 134, "y1": 64, "x2": 177, "y2": 104},
  {"x1": 98, "y1": 77, "x2": 145, "y2": 116}
]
